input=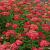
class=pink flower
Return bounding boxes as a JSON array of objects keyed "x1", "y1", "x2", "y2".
[
  {"x1": 6, "y1": 49, "x2": 10, "y2": 50},
  {"x1": 0, "y1": 48, "x2": 5, "y2": 50},
  {"x1": 7, "y1": 30, "x2": 16, "y2": 36},
  {"x1": 24, "y1": 0, "x2": 31, "y2": 2},
  {"x1": 32, "y1": 47, "x2": 38, "y2": 50},
  {"x1": 30, "y1": 10, "x2": 36, "y2": 14},
  {"x1": 2, "y1": 31, "x2": 6, "y2": 34},
  {"x1": 26, "y1": 14, "x2": 33, "y2": 19},
  {"x1": 4, "y1": 30, "x2": 16, "y2": 37},
  {"x1": 0, "y1": 2, "x2": 5, "y2": 6},
  {"x1": 12, "y1": 24, "x2": 18, "y2": 29},
  {"x1": 8, "y1": 0, "x2": 15, "y2": 6},
  {"x1": 36, "y1": 12, "x2": 41, "y2": 16},
  {"x1": 30, "y1": 24, "x2": 38, "y2": 30},
  {"x1": 0, "y1": 6, "x2": 5, "y2": 11},
  {"x1": 38, "y1": 32, "x2": 43, "y2": 36},
  {"x1": 11, "y1": 43, "x2": 19, "y2": 50},
  {"x1": 7, "y1": 6, "x2": 11, "y2": 10},
  {"x1": 42, "y1": 24, "x2": 50, "y2": 32},
  {"x1": 5, "y1": 31, "x2": 11, "y2": 37},
  {"x1": 19, "y1": 10, "x2": 23, "y2": 14},
  {"x1": 40, "y1": 40, "x2": 49, "y2": 47},
  {"x1": 13, "y1": 15, "x2": 19, "y2": 21},
  {"x1": 0, "y1": 43, "x2": 10, "y2": 50},
  {"x1": 21, "y1": 33, "x2": 26, "y2": 36},
  {"x1": 35, "y1": 0, "x2": 40, "y2": 3},
  {"x1": 42, "y1": 35, "x2": 46, "y2": 39},
  {"x1": 24, "y1": 22, "x2": 30, "y2": 28},
  {"x1": 15, "y1": 40, "x2": 23, "y2": 46},
  {"x1": 6, "y1": 23, "x2": 12, "y2": 27},
  {"x1": 14, "y1": 8, "x2": 20, "y2": 12},
  {"x1": 26, "y1": 30, "x2": 39, "y2": 40},
  {"x1": 38, "y1": 32, "x2": 46, "y2": 39},
  {"x1": 31, "y1": 17, "x2": 42, "y2": 22},
  {"x1": 1, "y1": 12, "x2": 10, "y2": 16}
]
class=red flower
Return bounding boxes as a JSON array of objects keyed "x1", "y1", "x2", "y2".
[
  {"x1": 14, "y1": 7, "x2": 23, "y2": 14},
  {"x1": 35, "y1": 0, "x2": 40, "y2": 3},
  {"x1": 25, "y1": 21, "x2": 30, "y2": 25},
  {"x1": 36, "y1": 12, "x2": 41, "y2": 16},
  {"x1": 42, "y1": 24, "x2": 50, "y2": 32},
  {"x1": 32, "y1": 47, "x2": 38, "y2": 50},
  {"x1": 40, "y1": 40, "x2": 49, "y2": 47},
  {"x1": 48, "y1": 11, "x2": 50, "y2": 14},
  {"x1": 30, "y1": 24, "x2": 38, "y2": 30},
  {"x1": 7, "y1": 6, "x2": 11, "y2": 10},
  {"x1": 31, "y1": 17, "x2": 42, "y2": 22},
  {"x1": 12, "y1": 24, "x2": 18, "y2": 29},
  {"x1": 30, "y1": 10, "x2": 36, "y2": 14},
  {"x1": 6, "y1": 23, "x2": 12, "y2": 27},
  {"x1": 26, "y1": 14, "x2": 33, "y2": 19},
  {"x1": 13, "y1": 15, "x2": 19, "y2": 21},
  {"x1": 21, "y1": 33, "x2": 26, "y2": 36},
  {"x1": 24, "y1": 22, "x2": 30, "y2": 28},
  {"x1": 2, "y1": 31, "x2": 6, "y2": 34},
  {"x1": 0, "y1": 43, "x2": 10, "y2": 49},
  {"x1": 17, "y1": 1, "x2": 27, "y2": 6},
  {"x1": 26, "y1": 30, "x2": 39, "y2": 40},
  {"x1": 14, "y1": 8, "x2": 20, "y2": 12},
  {"x1": 8, "y1": 0, "x2": 15, "y2": 6},
  {"x1": 0, "y1": 6, "x2": 5, "y2": 11},
  {"x1": 11, "y1": 43, "x2": 19, "y2": 50},
  {"x1": 38, "y1": 32, "x2": 46, "y2": 39},
  {"x1": 0, "y1": 2, "x2": 5, "y2": 6},
  {"x1": 4, "y1": 30, "x2": 16, "y2": 37},
  {"x1": 15, "y1": 40, "x2": 23, "y2": 46},
  {"x1": 20, "y1": 18, "x2": 24, "y2": 20},
  {"x1": 42, "y1": 15, "x2": 47, "y2": 18},
  {"x1": 1, "y1": 12, "x2": 10, "y2": 16},
  {"x1": 42, "y1": 35, "x2": 46, "y2": 39},
  {"x1": 38, "y1": 32, "x2": 43, "y2": 36}
]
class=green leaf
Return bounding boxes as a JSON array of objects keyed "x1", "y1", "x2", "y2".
[
  {"x1": 3, "y1": 41, "x2": 7, "y2": 44},
  {"x1": 15, "y1": 28, "x2": 20, "y2": 33},
  {"x1": 20, "y1": 15, "x2": 26, "y2": 18},
  {"x1": 7, "y1": 10, "x2": 14, "y2": 22},
  {"x1": 24, "y1": 10, "x2": 30, "y2": 14},
  {"x1": 33, "y1": 3, "x2": 37, "y2": 7},
  {"x1": 46, "y1": 36, "x2": 50, "y2": 42},
  {"x1": 32, "y1": 40, "x2": 39, "y2": 48},
  {"x1": 44, "y1": 47, "x2": 50, "y2": 50},
  {"x1": 19, "y1": 27, "x2": 24, "y2": 33},
  {"x1": 10, "y1": 36, "x2": 16, "y2": 43},
  {"x1": 24, "y1": 48, "x2": 31, "y2": 50},
  {"x1": 25, "y1": 18, "x2": 29, "y2": 22}
]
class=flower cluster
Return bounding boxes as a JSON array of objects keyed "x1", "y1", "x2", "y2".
[{"x1": 0, "y1": 0, "x2": 50, "y2": 50}]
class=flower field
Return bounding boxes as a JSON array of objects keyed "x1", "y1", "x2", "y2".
[{"x1": 0, "y1": 0, "x2": 50, "y2": 50}]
